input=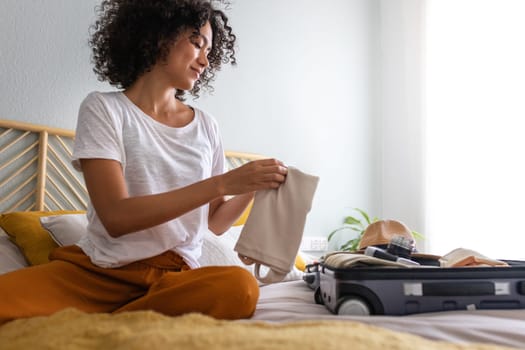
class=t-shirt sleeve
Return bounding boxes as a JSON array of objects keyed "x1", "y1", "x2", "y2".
[
  {"x1": 212, "y1": 135, "x2": 226, "y2": 176},
  {"x1": 207, "y1": 114, "x2": 226, "y2": 177},
  {"x1": 71, "y1": 92, "x2": 124, "y2": 172}
]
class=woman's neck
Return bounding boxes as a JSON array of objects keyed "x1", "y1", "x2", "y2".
[{"x1": 124, "y1": 76, "x2": 194, "y2": 128}]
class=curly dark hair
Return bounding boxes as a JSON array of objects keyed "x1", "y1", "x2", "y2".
[{"x1": 89, "y1": 0, "x2": 236, "y2": 99}]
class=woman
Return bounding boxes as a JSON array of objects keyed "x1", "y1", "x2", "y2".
[{"x1": 0, "y1": 0, "x2": 287, "y2": 324}]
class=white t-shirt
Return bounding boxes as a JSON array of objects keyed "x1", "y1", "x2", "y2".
[{"x1": 72, "y1": 91, "x2": 225, "y2": 269}]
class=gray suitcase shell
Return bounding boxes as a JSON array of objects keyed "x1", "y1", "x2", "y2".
[{"x1": 304, "y1": 262, "x2": 525, "y2": 316}]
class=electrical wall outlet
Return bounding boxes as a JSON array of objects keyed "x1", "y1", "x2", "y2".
[{"x1": 300, "y1": 236, "x2": 328, "y2": 252}]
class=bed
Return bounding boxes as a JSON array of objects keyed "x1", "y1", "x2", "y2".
[{"x1": 1, "y1": 119, "x2": 524, "y2": 350}]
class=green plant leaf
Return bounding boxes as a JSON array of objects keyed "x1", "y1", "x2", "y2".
[
  {"x1": 343, "y1": 216, "x2": 361, "y2": 225},
  {"x1": 339, "y1": 241, "x2": 352, "y2": 250},
  {"x1": 327, "y1": 227, "x2": 349, "y2": 242},
  {"x1": 412, "y1": 230, "x2": 424, "y2": 239},
  {"x1": 354, "y1": 208, "x2": 370, "y2": 224},
  {"x1": 340, "y1": 239, "x2": 358, "y2": 251}
]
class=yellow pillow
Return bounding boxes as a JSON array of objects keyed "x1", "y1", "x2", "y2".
[
  {"x1": 294, "y1": 254, "x2": 307, "y2": 272},
  {"x1": 232, "y1": 200, "x2": 253, "y2": 227},
  {"x1": 0, "y1": 210, "x2": 85, "y2": 265}
]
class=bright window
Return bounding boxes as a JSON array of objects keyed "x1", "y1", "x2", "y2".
[{"x1": 425, "y1": 0, "x2": 525, "y2": 259}]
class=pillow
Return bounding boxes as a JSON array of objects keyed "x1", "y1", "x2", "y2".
[
  {"x1": 40, "y1": 213, "x2": 88, "y2": 246},
  {"x1": 0, "y1": 228, "x2": 29, "y2": 274},
  {"x1": 0, "y1": 210, "x2": 85, "y2": 265},
  {"x1": 199, "y1": 226, "x2": 246, "y2": 267}
]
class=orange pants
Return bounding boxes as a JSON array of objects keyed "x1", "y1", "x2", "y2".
[{"x1": 0, "y1": 245, "x2": 259, "y2": 325}]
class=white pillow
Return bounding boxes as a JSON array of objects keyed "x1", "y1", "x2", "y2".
[
  {"x1": 198, "y1": 226, "x2": 246, "y2": 267},
  {"x1": 0, "y1": 228, "x2": 29, "y2": 274},
  {"x1": 40, "y1": 214, "x2": 88, "y2": 246}
]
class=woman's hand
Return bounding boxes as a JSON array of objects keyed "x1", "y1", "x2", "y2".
[
  {"x1": 216, "y1": 158, "x2": 288, "y2": 196},
  {"x1": 208, "y1": 159, "x2": 287, "y2": 234}
]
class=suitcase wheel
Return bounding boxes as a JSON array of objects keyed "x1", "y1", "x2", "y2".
[{"x1": 337, "y1": 296, "x2": 371, "y2": 316}]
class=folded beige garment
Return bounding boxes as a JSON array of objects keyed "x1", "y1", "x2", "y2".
[
  {"x1": 234, "y1": 166, "x2": 319, "y2": 283},
  {"x1": 439, "y1": 248, "x2": 509, "y2": 267},
  {"x1": 323, "y1": 251, "x2": 434, "y2": 269},
  {"x1": 323, "y1": 251, "x2": 414, "y2": 269}
]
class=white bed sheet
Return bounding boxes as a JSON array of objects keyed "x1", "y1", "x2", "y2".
[{"x1": 256, "y1": 280, "x2": 525, "y2": 349}]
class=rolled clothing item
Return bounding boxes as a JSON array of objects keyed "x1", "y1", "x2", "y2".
[
  {"x1": 234, "y1": 166, "x2": 319, "y2": 284},
  {"x1": 323, "y1": 251, "x2": 425, "y2": 269},
  {"x1": 439, "y1": 248, "x2": 509, "y2": 267}
]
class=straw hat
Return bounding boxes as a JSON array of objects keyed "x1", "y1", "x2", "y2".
[
  {"x1": 358, "y1": 220, "x2": 414, "y2": 251},
  {"x1": 358, "y1": 219, "x2": 441, "y2": 265}
]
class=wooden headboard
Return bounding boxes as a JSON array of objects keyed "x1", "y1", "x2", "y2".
[{"x1": 0, "y1": 119, "x2": 264, "y2": 213}]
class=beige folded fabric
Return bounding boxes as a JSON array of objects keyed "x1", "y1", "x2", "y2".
[
  {"x1": 439, "y1": 248, "x2": 509, "y2": 267},
  {"x1": 234, "y1": 167, "x2": 319, "y2": 284},
  {"x1": 323, "y1": 251, "x2": 428, "y2": 269}
]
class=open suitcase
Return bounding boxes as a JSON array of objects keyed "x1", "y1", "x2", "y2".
[{"x1": 304, "y1": 259, "x2": 525, "y2": 316}]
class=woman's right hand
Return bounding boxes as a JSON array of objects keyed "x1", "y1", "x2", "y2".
[{"x1": 217, "y1": 158, "x2": 288, "y2": 195}]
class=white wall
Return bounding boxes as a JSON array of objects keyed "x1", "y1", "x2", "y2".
[
  {"x1": 1, "y1": 0, "x2": 385, "y2": 243},
  {"x1": 0, "y1": 0, "x2": 106, "y2": 128}
]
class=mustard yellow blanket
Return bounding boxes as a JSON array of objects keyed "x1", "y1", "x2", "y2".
[{"x1": 0, "y1": 309, "x2": 516, "y2": 350}]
